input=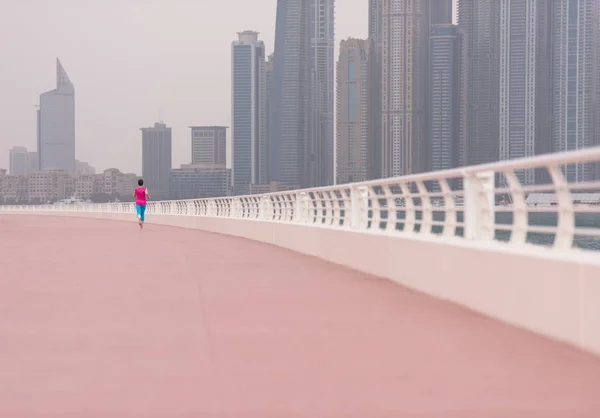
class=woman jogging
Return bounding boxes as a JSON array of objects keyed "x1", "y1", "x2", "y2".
[{"x1": 133, "y1": 179, "x2": 150, "y2": 229}]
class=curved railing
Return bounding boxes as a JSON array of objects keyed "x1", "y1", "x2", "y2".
[{"x1": 2, "y1": 147, "x2": 600, "y2": 252}]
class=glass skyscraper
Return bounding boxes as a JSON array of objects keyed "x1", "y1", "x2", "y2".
[
  {"x1": 552, "y1": 0, "x2": 600, "y2": 182},
  {"x1": 271, "y1": 0, "x2": 335, "y2": 188},
  {"x1": 39, "y1": 59, "x2": 75, "y2": 172},
  {"x1": 231, "y1": 31, "x2": 268, "y2": 196}
]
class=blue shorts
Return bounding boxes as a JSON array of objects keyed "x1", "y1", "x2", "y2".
[{"x1": 136, "y1": 204, "x2": 146, "y2": 221}]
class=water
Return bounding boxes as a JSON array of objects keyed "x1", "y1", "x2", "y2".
[
  {"x1": 371, "y1": 210, "x2": 600, "y2": 251},
  {"x1": 496, "y1": 212, "x2": 600, "y2": 251}
]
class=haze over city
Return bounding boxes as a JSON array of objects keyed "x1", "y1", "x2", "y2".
[{"x1": 0, "y1": 0, "x2": 396, "y2": 173}]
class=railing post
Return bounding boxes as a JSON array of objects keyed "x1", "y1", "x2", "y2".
[
  {"x1": 207, "y1": 200, "x2": 216, "y2": 217},
  {"x1": 464, "y1": 171, "x2": 495, "y2": 241},
  {"x1": 294, "y1": 192, "x2": 309, "y2": 223},
  {"x1": 350, "y1": 186, "x2": 369, "y2": 229},
  {"x1": 258, "y1": 196, "x2": 268, "y2": 220}
]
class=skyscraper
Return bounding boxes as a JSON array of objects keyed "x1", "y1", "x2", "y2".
[
  {"x1": 231, "y1": 31, "x2": 268, "y2": 196},
  {"x1": 39, "y1": 59, "x2": 75, "y2": 172},
  {"x1": 271, "y1": 0, "x2": 335, "y2": 188},
  {"x1": 336, "y1": 38, "x2": 370, "y2": 184},
  {"x1": 191, "y1": 126, "x2": 227, "y2": 166},
  {"x1": 9, "y1": 147, "x2": 28, "y2": 175},
  {"x1": 265, "y1": 53, "x2": 275, "y2": 182},
  {"x1": 458, "y1": 0, "x2": 501, "y2": 167},
  {"x1": 380, "y1": 0, "x2": 430, "y2": 177},
  {"x1": 307, "y1": 0, "x2": 335, "y2": 187},
  {"x1": 498, "y1": 0, "x2": 551, "y2": 185},
  {"x1": 271, "y1": 0, "x2": 310, "y2": 188},
  {"x1": 551, "y1": 0, "x2": 600, "y2": 182},
  {"x1": 141, "y1": 122, "x2": 172, "y2": 200},
  {"x1": 368, "y1": 0, "x2": 382, "y2": 179},
  {"x1": 430, "y1": 25, "x2": 465, "y2": 172},
  {"x1": 27, "y1": 152, "x2": 39, "y2": 173},
  {"x1": 430, "y1": 0, "x2": 453, "y2": 25}
]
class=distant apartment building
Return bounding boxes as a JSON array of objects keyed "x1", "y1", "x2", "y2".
[
  {"x1": 75, "y1": 160, "x2": 96, "y2": 175},
  {"x1": 308, "y1": 0, "x2": 336, "y2": 187},
  {"x1": 551, "y1": 0, "x2": 600, "y2": 182},
  {"x1": 120, "y1": 173, "x2": 138, "y2": 196},
  {"x1": 379, "y1": 0, "x2": 430, "y2": 177},
  {"x1": 141, "y1": 122, "x2": 172, "y2": 200},
  {"x1": 0, "y1": 173, "x2": 28, "y2": 202},
  {"x1": 9, "y1": 147, "x2": 28, "y2": 175},
  {"x1": 39, "y1": 59, "x2": 75, "y2": 172},
  {"x1": 27, "y1": 170, "x2": 74, "y2": 202},
  {"x1": 190, "y1": 126, "x2": 227, "y2": 166},
  {"x1": 498, "y1": 0, "x2": 552, "y2": 185},
  {"x1": 232, "y1": 31, "x2": 268, "y2": 195},
  {"x1": 271, "y1": 0, "x2": 335, "y2": 188},
  {"x1": 368, "y1": 0, "x2": 382, "y2": 180},
  {"x1": 74, "y1": 175, "x2": 95, "y2": 199},
  {"x1": 458, "y1": 0, "x2": 501, "y2": 166},
  {"x1": 265, "y1": 53, "x2": 274, "y2": 181},
  {"x1": 0, "y1": 167, "x2": 139, "y2": 203},
  {"x1": 247, "y1": 181, "x2": 293, "y2": 195},
  {"x1": 27, "y1": 152, "x2": 39, "y2": 172},
  {"x1": 430, "y1": 25, "x2": 466, "y2": 172},
  {"x1": 169, "y1": 164, "x2": 231, "y2": 200},
  {"x1": 336, "y1": 38, "x2": 370, "y2": 184}
]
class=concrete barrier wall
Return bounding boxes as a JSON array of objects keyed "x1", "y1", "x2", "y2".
[{"x1": 5, "y1": 211, "x2": 600, "y2": 356}]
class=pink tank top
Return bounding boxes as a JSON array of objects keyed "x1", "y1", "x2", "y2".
[{"x1": 135, "y1": 187, "x2": 147, "y2": 205}]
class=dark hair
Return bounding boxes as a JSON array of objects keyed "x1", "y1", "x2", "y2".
[{"x1": 138, "y1": 179, "x2": 144, "y2": 186}]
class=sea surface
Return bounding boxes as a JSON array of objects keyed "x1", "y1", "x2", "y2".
[{"x1": 373, "y1": 210, "x2": 600, "y2": 251}]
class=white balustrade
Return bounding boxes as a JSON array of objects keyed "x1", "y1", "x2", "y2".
[{"x1": 2, "y1": 147, "x2": 600, "y2": 251}]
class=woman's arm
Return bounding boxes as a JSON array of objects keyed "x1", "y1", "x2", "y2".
[
  {"x1": 145, "y1": 189, "x2": 150, "y2": 199},
  {"x1": 132, "y1": 190, "x2": 136, "y2": 198}
]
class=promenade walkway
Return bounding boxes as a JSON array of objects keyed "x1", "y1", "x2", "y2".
[{"x1": 1, "y1": 215, "x2": 600, "y2": 417}]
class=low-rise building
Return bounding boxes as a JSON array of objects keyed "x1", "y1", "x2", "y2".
[
  {"x1": 0, "y1": 168, "x2": 139, "y2": 203},
  {"x1": 169, "y1": 164, "x2": 231, "y2": 200}
]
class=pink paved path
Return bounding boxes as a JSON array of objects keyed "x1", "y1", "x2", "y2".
[{"x1": 1, "y1": 215, "x2": 600, "y2": 417}]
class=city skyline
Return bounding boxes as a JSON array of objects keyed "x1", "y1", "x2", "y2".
[{"x1": 0, "y1": 0, "x2": 378, "y2": 175}]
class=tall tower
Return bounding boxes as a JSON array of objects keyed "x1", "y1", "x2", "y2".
[
  {"x1": 39, "y1": 59, "x2": 75, "y2": 172},
  {"x1": 380, "y1": 0, "x2": 430, "y2": 177},
  {"x1": 368, "y1": 0, "x2": 383, "y2": 179},
  {"x1": 270, "y1": 0, "x2": 335, "y2": 188},
  {"x1": 9, "y1": 147, "x2": 28, "y2": 175},
  {"x1": 551, "y1": 0, "x2": 600, "y2": 182},
  {"x1": 430, "y1": 25, "x2": 465, "y2": 172},
  {"x1": 232, "y1": 31, "x2": 268, "y2": 195},
  {"x1": 265, "y1": 53, "x2": 275, "y2": 182},
  {"x1": 307, "y1": 0, "x2": 335, "y2": 187},
  {"x1": 336, "y1": 38, "x2": 370, "y2": 184},
  {"x1": 498, "y1": 0, "x2": 551, "y2": 185},
  {"x1": 141, "y1": 122, "x2": 172, "y2": 200},
  {"x1": 271, "y1": 0, "x2": 310, "y2": 188},
  {"x1": 458, "y1": 0, "x2": 502, "y2": 167},
  {"x1": 190, "y1": 126, "x2": 227, "y2": 166}
]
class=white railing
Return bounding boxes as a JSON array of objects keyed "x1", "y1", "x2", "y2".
[{"x1": 2, "y1": 148, "x2": 600, "y2": 252}]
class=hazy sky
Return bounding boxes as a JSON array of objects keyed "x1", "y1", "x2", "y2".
[{"x1": 0, "y1": 0, "x2": 455, "y2": 174}]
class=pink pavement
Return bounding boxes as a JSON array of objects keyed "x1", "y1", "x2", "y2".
[{"x1": 1, "y1": 215, "x2": 600, "y2": 417}]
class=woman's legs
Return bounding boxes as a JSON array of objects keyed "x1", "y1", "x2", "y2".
[
  {"x1": 136, "y1": 204, "x2": 143, "y2": 227},
  {"x1": 140, "y1": 204, "x2": 146, "y2": 223}
]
